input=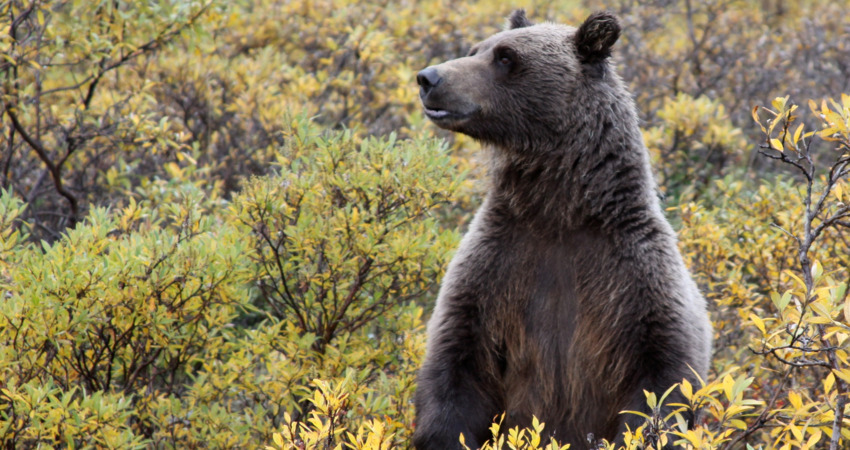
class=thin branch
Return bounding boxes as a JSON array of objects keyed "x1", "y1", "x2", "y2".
[
  {"x1": 81, "y1": 2, "x2": 212, "y2": 109},
  {"x1": 758, "y1": 146, "x2": 811, "y2": 181},
  {"x1": 770, "y1": 222, "x2": 801, "y2": 244},
  {"x1": 723, "y1": 366, "x2": 792, "y2": 450},
  {"x1": 812, "y1": 208, "x2": 850, "y2": 240},
  {"x1": 1, "y1": 123, "x2": 14, "y2": 189},
  {"x1": 2, "y1": 103, "x2": 79, "y2": 222}
]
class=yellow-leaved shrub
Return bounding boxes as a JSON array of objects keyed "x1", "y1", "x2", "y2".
[{"x1": 2, "y1": 0, "x2": 850, "y2": 448}]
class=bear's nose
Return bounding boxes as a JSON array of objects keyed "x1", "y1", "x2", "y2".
[{"x1": 417, "y1": 67, "x2": 442, "y2": 96}]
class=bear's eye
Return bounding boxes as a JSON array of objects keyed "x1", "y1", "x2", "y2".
[
  {"x1": 494, "y1": 47, "x2": 517, "y2": 68},
  {"x1": 467, "y1": 48, "x2": 478, "y2": 57}
]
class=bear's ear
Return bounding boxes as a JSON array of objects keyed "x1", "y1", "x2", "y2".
[
  {"x1": 507, "y1": 9, "x2": 533, "y2": 30},
  {"x1": 573, "y1": 11, "x2": 620, "y2": 64}
]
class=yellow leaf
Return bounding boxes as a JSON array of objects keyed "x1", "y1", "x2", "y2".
[
  {"x1": 729, "y1": 419, "x2": 748, "y2": 430},
  {"x1": 793, "y1": 122, "x2": 805, "y2": 143},
  {"x1": 810, "y1": 300, "x2": 831, "y2": 318},
  {"x1": 824, "y1": 110, "x2": 844, "y2": 127},
  {"x1": 788, "y1": 390, "x2": 802, "y2": 410},
  {"x1": 786, "y1": 271, "x2": 807, "y2": 291},
  {"x1": 772, "y1": 96, "x2": 789, "y2": 112},
  {"x1": 680, "y1": 378, "x2": 693, "y2": 401},
  {"x1": 531, "y1": 416, "x2": 542, "y2": 432},
  {"x1": 833, "y1": 369, "x2": 850, "y2": 384},
  {"x1": 824, "y1": 373, "x2": 835, "y2": 394},
  {"x1": 722, "y1": 374, "x2": 735, "y2": 401},
  {"x1": 808, "y1": 316, "x2": 832, "y2": 324},
  {"x1": 790, "y1": 425, "x2": 804, "y2": 441},
  {"x1": 809, "y1": 99, "x2": 820, "y2": 115},
  {"x1": 750, "y1": 313, "x2": 766, "y2": 335},
  {"x1": 805, "y1": 429, "x2": 822, "y2": 448},
  {"x1": 770, "y1": 138, "x2": 784, "y2": 151}
]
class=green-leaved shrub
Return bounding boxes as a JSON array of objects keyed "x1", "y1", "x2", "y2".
[
  {"x1": 0, "y1": 187, "x2": 251, "y2": 446},
  {"x1": 231, "y1": 118, "x2": 462, "y2": 354},
  {"x1": 1, "y1": 118, "x2": 463, "y2": 448}
]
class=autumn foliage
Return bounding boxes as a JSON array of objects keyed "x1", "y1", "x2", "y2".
[{"x1": 1, "y1": 0, "x2": 849, "y2": 448}]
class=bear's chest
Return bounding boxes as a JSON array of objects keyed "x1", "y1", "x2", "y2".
[{"x1": 472, "y1": 226, "x2": 601, "y2": 332}]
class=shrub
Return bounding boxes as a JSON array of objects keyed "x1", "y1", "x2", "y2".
[
  {"x1": 0, "y1": 187, "x2": 251, "y2": 445},
  {"x1": 0, "y1": 117, "x2": 462, "y2": 447},
  {"x1": 158, "y1": 119, "x2": 461, "y2": 447},
  {"x1": 0, "y1": 0, "x2": 216, "y2": 239},
  {"x1": 231, "y1": 116, "x2": 461, "y2": 353},
  {"x1": 3, "y1": 0, "x2": 850, "y2": 448}
]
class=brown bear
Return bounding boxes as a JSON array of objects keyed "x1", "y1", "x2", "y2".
[{"x1": 412, "y1": 9, "x2": 712, "y2": 450}]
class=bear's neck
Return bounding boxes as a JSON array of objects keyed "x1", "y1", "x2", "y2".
[{"x1": 489, "y1": 114, "x2": 658, "y2": 236}]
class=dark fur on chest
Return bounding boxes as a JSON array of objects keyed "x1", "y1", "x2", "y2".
[{"x1": 414, "y1": 187, "x2": 704, "y2": 448}]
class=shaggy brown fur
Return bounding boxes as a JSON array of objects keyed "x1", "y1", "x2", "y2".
[{"x1": 413, "y1": 10, "x2": 712, "y2": 450}]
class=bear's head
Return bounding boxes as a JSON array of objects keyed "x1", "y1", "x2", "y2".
[{"x1": 417, "y1": 10, "x2": 621, "y2": 149}]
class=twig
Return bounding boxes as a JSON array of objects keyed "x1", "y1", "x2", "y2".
[
  {"x1": 723, "y1": 367, "x2": 792, "y2": 450},
  {"x1": 3, "y1": 103, "x2": 79, "y2": 223}
]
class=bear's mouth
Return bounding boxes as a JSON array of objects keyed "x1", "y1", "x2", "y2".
[
  {"x1": 422, "y1": 105, "x2": 477, "y2": 123},
  {"x1": 424, "y1": 107, "x2": 452, "y2": 120}
]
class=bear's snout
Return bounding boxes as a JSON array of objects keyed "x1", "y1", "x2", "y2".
[
  {"x1": 416, "y1": 62, "x2": 481, "y2": 128},
  {"x1": 417, "y1": 67, "x2": 442, "y2": 97}
]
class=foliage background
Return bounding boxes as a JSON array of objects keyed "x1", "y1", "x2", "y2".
[{"x1": 2, "y1": 0, "x2": 850, "y2": 448}]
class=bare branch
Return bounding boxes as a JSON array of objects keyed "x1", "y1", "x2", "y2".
[
  {"x1": 2, "y1": 103, "x2": 79, "y2": 223},
  {"x1": 770, "y1": 222, "x2": 801, "y2": 244},
  {"x1": 758, "y1": 145, "x2": 812, "y2": 181}
]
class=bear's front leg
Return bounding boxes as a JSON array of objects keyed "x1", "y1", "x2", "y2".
[{"x1": 413, "y1": 295, "x2": 503, "y2": 450}]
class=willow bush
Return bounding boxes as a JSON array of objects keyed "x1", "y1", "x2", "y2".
[{"x1": 3, "y1": 0, "x2": 850, "y2": 448}]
